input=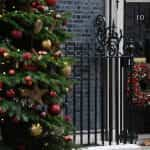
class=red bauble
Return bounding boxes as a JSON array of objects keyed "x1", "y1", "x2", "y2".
[
  {"x1": 45, "y1": 0, "x2": 57, "y2": 6},
  {"x1": 63, "y1": 135, "x2": 73, "y2": 142},
  {"x1": 0, "y1": 48, "x2": 6, "y2": 56},
  {"x1": 49, "y1": 91, "x2": 57, "y2": 97},
  {"x1": 49, "y1": 104, "x2": 61, "y2": 115},
  {"x1": 24, "y1": 76, "x2": 32, "y2": 82},
  {"x1": 6, "y1": 89, "x2": 15, "y2": 98},
  {"x1": 8, "y1": 69, "x2": 16, "y2": 75},
  {"x1": 11, "y1": 30, "x2": 23, "y2": 39},
  {"x1": 22, "y1": 52, "x2": 32, "y2": 60},
  {"x1": 0, "y1": 82, "x2": 4, "y2": 90},
  {"x1": 24, "y1": 76, "x2": 33, "y2": 86}
]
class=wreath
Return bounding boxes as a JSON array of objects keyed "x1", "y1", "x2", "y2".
[{"x1": 128, "y1": 63, "x2": 150, "y2": 106}]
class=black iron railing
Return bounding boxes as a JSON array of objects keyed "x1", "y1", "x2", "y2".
[{"x1": 64, "y1": 15, "x2": 136, "y2": 146}]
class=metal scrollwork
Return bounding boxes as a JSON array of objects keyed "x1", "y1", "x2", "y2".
[{"x1": 95, "y1": 15, "x2": 123, "y2": 56}]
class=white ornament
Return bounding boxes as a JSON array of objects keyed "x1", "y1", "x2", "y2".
[{"x1": 56, "y1": 14, "x2": 62, "y2": 19}]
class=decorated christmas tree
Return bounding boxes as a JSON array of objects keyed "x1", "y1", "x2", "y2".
[{"x1": 0, "y1": 0, "x2": 74, "y2": 149}]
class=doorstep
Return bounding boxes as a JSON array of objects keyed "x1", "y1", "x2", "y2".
[{"x1": 81, "y1": 144, "x2": 150, "y2": 150}]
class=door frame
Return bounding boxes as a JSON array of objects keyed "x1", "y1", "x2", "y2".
[
  {"x1": 105, "y1": 0, "x2": 125, "y2": 52},
  {"x1": 105, "y1": 0, "x2": 150, "y2": 52}
]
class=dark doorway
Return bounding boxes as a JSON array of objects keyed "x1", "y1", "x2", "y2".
[
  {"x1": 125, "y1": 2, "x2": 150, "y2": 62},
  {"x1": 125, "y1": 2, "x2": 150, "y2": 133}
]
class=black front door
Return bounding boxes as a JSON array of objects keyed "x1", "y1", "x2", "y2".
[
  {"x1": 125, "y1": 2, "x2": 150, "y2": 61},
  {"x1": 125, "y1": 2, "x2": 150, "y2": 133}
]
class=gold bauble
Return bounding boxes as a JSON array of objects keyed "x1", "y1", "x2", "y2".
[
  {"x1": 41, "y1": 39, "x2": 52, "y2": 50},
  {"x1": 34, "y1": 19, "x2": 43, "y2": 34},
  {"x1": 30, "y1": 123, "x2": 43, "y2": 137},
  {"x1": 62, "y1": 65, "x2": 72, "y2": 77}
]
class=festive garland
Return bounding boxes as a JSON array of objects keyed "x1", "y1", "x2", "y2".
[{"x1": 128, "y1": 63, "x2": 150, "y2": 106}]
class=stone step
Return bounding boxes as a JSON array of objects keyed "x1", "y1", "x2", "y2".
[
  {"x1": 81, "y1": 144, "x2": 150, "y2": 150},
  {"x1": 137, "y1": 134, "x2": 150, "y2": 145}
]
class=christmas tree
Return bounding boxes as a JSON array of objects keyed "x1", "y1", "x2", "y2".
[{"x1": 0, "y1": 0, "x2": 74, "y2": 149}]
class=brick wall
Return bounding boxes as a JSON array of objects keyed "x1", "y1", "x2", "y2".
[
  {"x1": 57, "y1": 0, "x2": 105, "y2": 46},
  {"x1": 57, "y1": 0, "x2": 105, "y2": 130}
]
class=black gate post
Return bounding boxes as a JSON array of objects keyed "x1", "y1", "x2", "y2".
[
  {"x1": 96, "y1": 15, "x2": 136, "y2": 145},
  {"x1": 125, "y1": 39, "x2": 137, "y2": 143}
]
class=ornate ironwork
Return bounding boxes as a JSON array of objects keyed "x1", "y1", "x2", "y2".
[{"x1": 95, "y1": 15, "x2": 123, "y2": 56}]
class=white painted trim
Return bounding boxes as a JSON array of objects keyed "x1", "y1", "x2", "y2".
[
  {"x1": 105, "y1": 0, "x2": 117, "y2": 26},
  {"x1": 105, "y1": 0, "x2": 110, "y2": 27},
  {"x1": 117, "y1": 0, "x2": 124, "y2": 53},
  {"x1": 105, "y1": 0, "x2": 124, "y2": 52}
]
